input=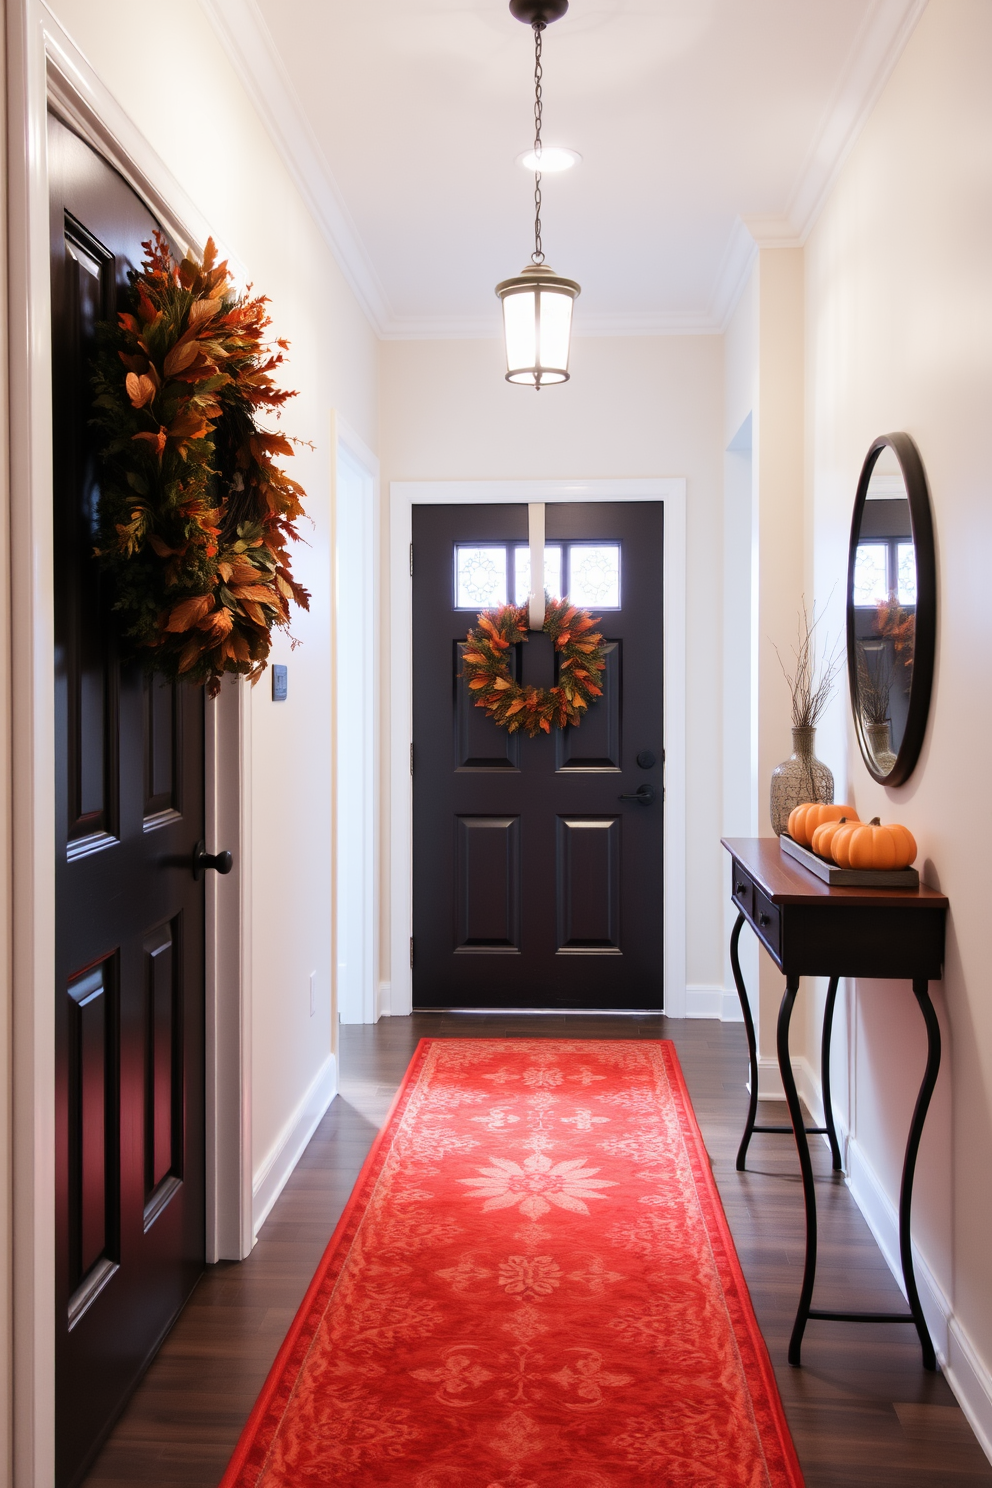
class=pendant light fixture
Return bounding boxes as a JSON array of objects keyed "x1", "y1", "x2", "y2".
[{"x1": 496, "y1": 0, "x2": 580, "y2": 390}]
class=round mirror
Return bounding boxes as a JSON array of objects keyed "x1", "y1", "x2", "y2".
[{"x1": 846, "y1": 433, "x2": 935, "y2": 786}]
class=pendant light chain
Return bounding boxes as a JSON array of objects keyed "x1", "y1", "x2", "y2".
[
  {"x1": 495, "y1": 1, "x2": 579, "y2": 391},
  {"x1": 532, "y1": 20, "x2": 545, "y2": 264}
]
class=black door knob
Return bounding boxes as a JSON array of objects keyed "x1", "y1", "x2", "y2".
[
  {"x1": 192, "y1": 840, "x2": 234, "y2": 880},
  {"x1": 619, "y1": 783, "x2": 656, "y2": 805}
]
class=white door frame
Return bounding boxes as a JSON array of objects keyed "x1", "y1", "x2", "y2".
[
  {"x1": 331, "y1": 415, "x2": 380, "y2": 1025},
  {"x1": 7, "y1": 7, "x2": 253, "y2": 1481},
  {"x1": 389, "y1": 478, "x2": 687, "y2": 1020}
]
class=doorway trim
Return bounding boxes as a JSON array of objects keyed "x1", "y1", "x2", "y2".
[
  {"x1": 7, "y1": 6, "x2": 253, "y2": 1481},
  {"x1": 331, "y1": 415, "x2": 381, "y2": 1025},
  {"x1": 389, "y1": 478, "x2": 687, "y2": 1020}
]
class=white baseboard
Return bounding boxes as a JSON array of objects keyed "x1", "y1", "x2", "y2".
[
  {"x1": 685, "y1": 983, "x2": 743, "y2": 1021},
  {"x1": 845, "y1": 1132, "x2": 992, "y2": 1462},
  {"x1": 377, "y1": 980, "x2": 392, "y2": 1017},
  {"x1": 251, "y1": 1052, "x2": 338, "y2": 1238},
  {"x1": 788, "y1": 1063, "x2": 992, "y2": 1468},
  {"x1": 755, "y1": 1054, "x2": 791, "y2": 1101}
]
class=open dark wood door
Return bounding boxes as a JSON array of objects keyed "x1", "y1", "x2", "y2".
[
  {"x1": 50, "y1": 115, "x2": 206, "y2": 1488},
  {"x1": 412, "y1": 501, "x2": 664, "y2": 1010}
]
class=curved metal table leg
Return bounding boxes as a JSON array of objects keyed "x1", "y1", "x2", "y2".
[
  {"x1": 730, "y1": 911, "x2": 760, "y2": 1171},
  {"x1": 777, "y1": 976, "x2": 818, "y2": 1367},
  {"x1": 820, "y1": 976, "x2": 843, "y2": 1171},
  {"x1": 901, "y1": 980, "x2": 941, "y2": 1371}
]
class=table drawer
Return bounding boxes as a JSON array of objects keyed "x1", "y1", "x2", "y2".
[
  {"x1": 731, "y1": 862, "x2": 753, "y2": 918},
  {"x1": 753, "y1": 885, "x2": 782, "y2": 961}
]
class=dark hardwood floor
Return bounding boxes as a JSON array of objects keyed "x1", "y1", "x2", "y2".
[{"x1": 82, "y1": 1013, "x2": 992, "y2": 1487}]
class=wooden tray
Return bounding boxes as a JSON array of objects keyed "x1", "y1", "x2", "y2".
[{"x1": 780, "y1": 832, "x2": 919, "y2": 888}]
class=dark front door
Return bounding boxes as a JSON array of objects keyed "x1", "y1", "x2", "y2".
[
  {"x1": 50, "y1": 116, "x2": 206, "y2": 1487},
  {"x1": 412, "y1": 501, "x2": 664, "y2": 1010}
]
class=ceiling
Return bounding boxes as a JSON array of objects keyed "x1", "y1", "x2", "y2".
[{"x1": 201, "y1": 0, "x2": 926, "y2": 337}]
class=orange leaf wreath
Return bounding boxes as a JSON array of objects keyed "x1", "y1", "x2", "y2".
[
  {"x1": 460, "y1": 598, "x2": 607, "y2": 735},
  {"x1": 90, "y1": 232, "x2": 310, "y2": 695}
]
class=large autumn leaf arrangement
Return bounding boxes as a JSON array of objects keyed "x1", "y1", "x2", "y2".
[
  {"x1": 91, "y1": 232, "x2": 310, "y2": 694},
  {"x1": 461, "y1": 597, "x2": 607, "y2": 735}
]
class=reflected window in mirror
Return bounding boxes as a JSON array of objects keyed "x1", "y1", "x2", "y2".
[
  {"x1": 846, "y1": 434, "x2": 935, "y2": 787},
  {"x1": 851, "y1": 454, "x2": 915, "y2": 774}
]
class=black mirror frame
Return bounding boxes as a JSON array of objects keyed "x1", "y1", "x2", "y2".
[{"x1": 846, "y1": 432, "x2": 936, "y2": 787}]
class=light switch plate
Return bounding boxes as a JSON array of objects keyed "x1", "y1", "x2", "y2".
[{"x1": 272, "y1": 664, "x2": 288, "y2": 701}]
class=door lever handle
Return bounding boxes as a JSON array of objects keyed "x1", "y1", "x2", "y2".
[
  {"x1": 618, "y1": 784, "x2": 655, "y2": 805},
  {"x1": 192, "y1": 839, "x2": 234, "y2": 880}
]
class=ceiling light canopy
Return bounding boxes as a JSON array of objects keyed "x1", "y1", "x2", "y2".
[
  {"x1": 516, "y1": 146, "x2": 581, "y2": 173},
  {"x1": 495, "y1": 0, "x2": 580, "y2": 390}
]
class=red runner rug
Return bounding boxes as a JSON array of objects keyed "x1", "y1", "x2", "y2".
[{"x1": 221, "y1": 1039, "x2": 804, "y2": 1488}]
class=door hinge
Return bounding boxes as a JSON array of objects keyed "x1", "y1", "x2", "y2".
[
  {"x1": 410, "y1": 743, "x2": 414, "y2": 775},
  {"x1": 409, "y1": 542, "x2": 414, "y2": 577},
  {"x1": 410, "y1": 936, "x2": 414, "y2": 969}
]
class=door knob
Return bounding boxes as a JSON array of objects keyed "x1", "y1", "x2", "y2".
[
  {"x1": 192, "y1": 840, "x2": 234, "y2": 879},
  {"x1": 619, "y1": 784, "x2": 655, "y2": 805}
]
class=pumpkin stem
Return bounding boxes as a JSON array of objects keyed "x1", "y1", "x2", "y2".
[{"x1": 869, "y1": 816, "x2": 881, "y2": 826}]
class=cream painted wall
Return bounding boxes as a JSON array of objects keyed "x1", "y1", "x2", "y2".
[
  {"x1": 805, "y1": 0, "x2": 992, "y2": 1440},
  {"x1": 378, "y1": 333, "x2": 726, "y2": 1008},
  {"x1": 47, "y1": 0, "x2": 379, "y2": 1190}
]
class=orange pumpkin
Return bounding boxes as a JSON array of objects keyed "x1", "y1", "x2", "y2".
[
  {"x1": 787, "y1": 802, "x2": 860, "y2": 848},
  {"x1": 830, "y1": 816, "x2": 917, "y2": 870},
  {"x1": 810, "y1": 816, "x2": 855, "y2": 860}
]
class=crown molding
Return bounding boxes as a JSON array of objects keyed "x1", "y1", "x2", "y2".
[
  {"x1": 199, "y1": 0, "x2": 927, "y2": 343},
  {"x1": 779, "y1": 0, "x2": 928, "y2": 243},
  {"x1": 709, "y1": 217, "x2": 759, "y2": 330},
  {"x1": 198, "y1": 0, "x2": 394, "y2": 334}
]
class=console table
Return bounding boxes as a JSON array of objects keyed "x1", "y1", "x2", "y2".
[{"x1": 721, "y1": 836, "x2": 948, "y2": 1369}]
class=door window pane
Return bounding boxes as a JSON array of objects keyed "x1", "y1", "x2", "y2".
[
  {"x1": 514, "y1": 545, "x2": 562, "y2": 606},
  {"x1": 853, "y1": 542, "x2": 888, "y2": 605},
  {"x1": 455, "y1": 546, "x2": 507, "y2": 610},
  {"x1": 567, "y1": 544, "x2": 621, "y2": 608}
]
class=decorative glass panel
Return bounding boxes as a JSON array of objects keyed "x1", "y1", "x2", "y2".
[
  {"x1": 897, "y1": 542, "x2": 917, "y2": 606},
  {"x1": 567, "y1": 544, "x2": 621, "y2": 608},
  {"x1": 455, "y1": 546, "x2": 507, "y2": 610},
  {"x1": 853, "y1": 543, "x2": 888, "y2": 606},
  {"x1": 513, "y1": 545, "x2": 562, "y2": 606}
]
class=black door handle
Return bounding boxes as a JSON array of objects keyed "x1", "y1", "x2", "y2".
[
  {"x1": 619, "y1": 784, "x2": 655, "y2": 805},
  {"x1": 192, "y1": 840, "x2": 233, "y2": 880}
]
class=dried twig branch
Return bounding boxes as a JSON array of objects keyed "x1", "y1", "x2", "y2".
[
  {"x1": 856, "y1": 642, "x2": 893, "y2": 726},
  {"x1": 773, "y1": 596, "x2": 844, "y2": 730}
]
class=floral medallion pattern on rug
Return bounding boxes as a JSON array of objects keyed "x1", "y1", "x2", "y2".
[{"x1": 222, "y1": 1040, "x2": 804, "y2": 1488}]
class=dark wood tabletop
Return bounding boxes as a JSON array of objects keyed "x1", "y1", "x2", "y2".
[{"x1": 721, "y1": 836, "x2": 948, "y2": 910}]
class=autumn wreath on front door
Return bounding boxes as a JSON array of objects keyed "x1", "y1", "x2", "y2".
[
  {"x1": 90, "y1": 231, "x2": 310, "y2": 695},
  {"x1": 460, "y1": 597, "x2": 607, "y2": 735}
]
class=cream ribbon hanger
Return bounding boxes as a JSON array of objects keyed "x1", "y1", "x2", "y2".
[{"x1": 527, "y1": 501, "x2": 545, "y2": 631}]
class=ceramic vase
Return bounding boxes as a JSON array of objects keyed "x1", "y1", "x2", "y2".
[
  {"x1": 769, "y1": 725, "x2": 834, "y2": 836},
  {"x1": 866, "y1": 720, "x2": 898, "y2": 775}
]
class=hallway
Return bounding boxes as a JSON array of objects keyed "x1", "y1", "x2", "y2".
[{"x1": 81, "y1": 1014, "x2": 990, "y2": 1487}]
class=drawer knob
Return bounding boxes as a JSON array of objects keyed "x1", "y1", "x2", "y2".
[
  {"x1": 735, "y1": 881, "x2": 747, "y2": 895},
  {"x1": 758, "y1": 912, "x2": 771, "y2": 927}
]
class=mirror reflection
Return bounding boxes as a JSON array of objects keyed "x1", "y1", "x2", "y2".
[{"x1": 850, "y1": 450, "x2": 916, "y2": 776}]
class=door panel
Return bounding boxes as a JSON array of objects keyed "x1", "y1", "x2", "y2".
[
  {"x1": 556, "y1": 641, "x2": 621, "y2": 770},
  {"x1": 455, "y1": 816, "x2": 521, "y2": 951},
  {"x1": 50, "y1": 115, "x2": 206, "y2": 1488},
  {"x1": 454, "y1": 642, "x2": 521, "y2": 770},
  {"x1": 412, "y1": 502, "x2": 663, "y2": 1009},
  {"x1": 555, "y1": 816, "x2": 621, "y2": 952}
]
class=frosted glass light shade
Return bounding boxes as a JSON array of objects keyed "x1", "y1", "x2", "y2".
[{"x1": 495, "y1": 263, "x2": 580, "y2": 388}]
